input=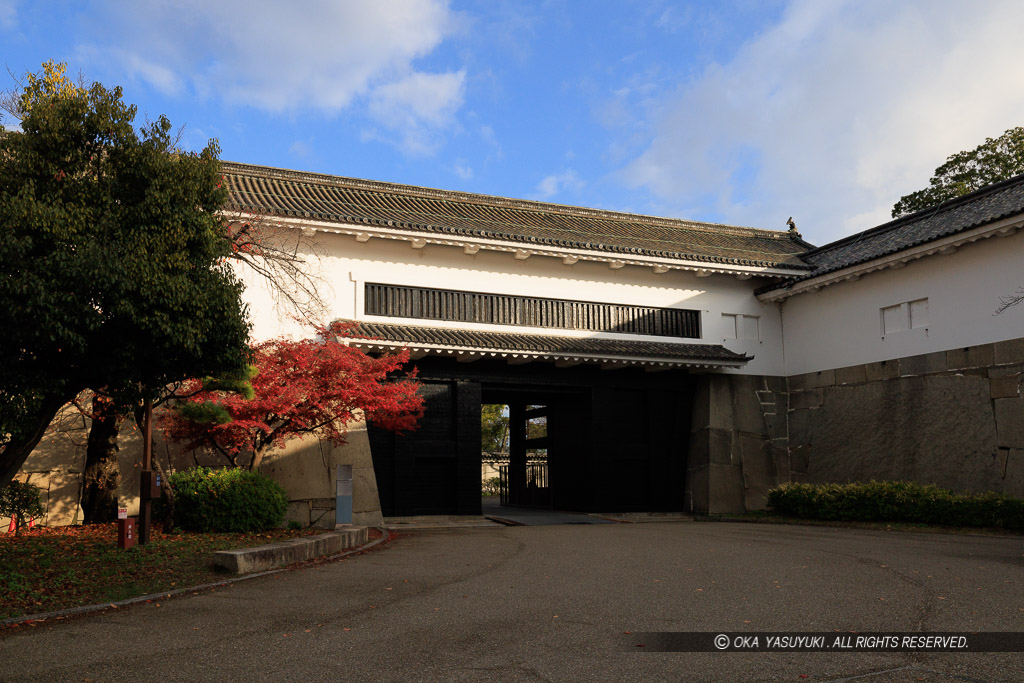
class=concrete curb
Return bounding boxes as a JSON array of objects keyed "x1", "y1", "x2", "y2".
[
  {"x1": 1, "y1": 526, "x2": 391, "y2": 629},
  {"x1": 212, "y1": 527, "x2": 368, "y2": 574}
]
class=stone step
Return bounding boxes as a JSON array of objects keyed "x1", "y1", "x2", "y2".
[{"x1": 213, "y1": 527, "x2": 369, "y2": 575}]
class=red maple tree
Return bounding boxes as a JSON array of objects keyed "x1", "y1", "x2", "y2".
[{"x1": 160, "y1": 322, "x2": 423, "y2": 470}]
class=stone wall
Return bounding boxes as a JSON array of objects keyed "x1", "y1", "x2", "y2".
[
  {"x1": 4, "y1": 405, "x2": 89, "y2": 528},
  {"x1": 259, "y1": 424, "x2": 383, "y2": 529},
  {"x1": 4, "y1": 405, "x2": 383, "y2": 531},
  {"x1": 686, "y1": 374, "x2": 789, "y2": 514},
  {"x1": 786, "y1": 338, "x2": 1024, "y2": 497}
]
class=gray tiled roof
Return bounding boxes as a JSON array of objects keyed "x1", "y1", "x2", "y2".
[
  {"x1": 340, "y1": 319, "x2": 750, "y2": 365},
  {"x1": 780, "y1": 173, "x2": 1024, "y2": 285},
  {"x1": 222, "y1": 162, "x2": 813, "y2": 269}
]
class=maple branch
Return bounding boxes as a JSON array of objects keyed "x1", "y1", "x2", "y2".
[
  {"x1": 223, "y1": 212, "x2": 329, "y2": 325},
  {"x1": 995, "y1": 287, "x2": 1024, "y2": 315},
  {"x1": 204, "y1": 435, "x2": 235, "y2": 468}
]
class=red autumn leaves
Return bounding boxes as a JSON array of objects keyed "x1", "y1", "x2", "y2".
[{"x1": 161, "y1": 322, "x2": 423, "y2": 469}]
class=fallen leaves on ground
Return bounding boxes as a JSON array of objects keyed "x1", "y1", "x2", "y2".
[{"x1": 0, "y1": 523, "x2": 320, "y2": 620}]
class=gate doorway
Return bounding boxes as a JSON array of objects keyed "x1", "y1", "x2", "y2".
[
  {"x1": 370, "y1": 357, "x2": 695, "y2": 517},
  {"x1": 492, "y1": 403, "x2": 550, "y2": 508},
  {"x1": 481, "y1": 387, "x2": 593, "y2": 512}
]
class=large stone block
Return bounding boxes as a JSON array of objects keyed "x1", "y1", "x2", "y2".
[
  {"x1": 772, "y1": 447, "x2": 791, "y2": 483},
  {"x1": 995, "y1": 398, "x2": 1024, "y2": 449},
  {"x1": 352, "y1": 467, "x2": 381, "y2": 515},
  {"x1": 284, "y1": 501, "x2": 312, "y2": 528},
  {"x1": 765, "y1": 412, "x2": 787, "y2": 441},
  {"x1": 899, "y1": 351, "x2": 947, "y2": 377},
  {"x1": 690, "y1": 377, "x2": 712, "y2": 431},
  {"x1": 257, "y1": 421, "x2": 384, "y2": 528},
  {"x1": 995, "y1": 338, "x2": 1024, "y2": 366},
  {"x1": 260, "y1": 437, "x2": 332, "y2": 501},
  {"x1": 42, "y1": 471, "x2": 84, "y2": 526},
  {"x1": 990, "y1": 375, "x2": 1021, "y2": 399},
  {"x1": 687, "y1": 429, "x2": 710, "y2": 469},
  {"x1": 989, "y1": 364, "x2": 1023, "y2": 378},
  {"x1": 707, "y1": 428, "x2": 736, "y2": 466},
  {"x1": 863, "y1": 360, "x2": 898, "y2": 382},
  {"x1": 788, "y1": 369, "x2": 836, "y2": 392},
  {"x1": 787, "y1": 410, "x2": 813, "y2": 448},
  {"x1": 730, "y1": 376, "x2": 770, "y2": 435},
  {"x1": 790, "y1": 388, "x2": 823, "y2": 411},
  {"x1": 1003, "y1": 449, "x2": 1024, "y2": 497},
  {"x1": 707, "y1": 376, "x2": 735, "y2": 431},
  {"x1": 835, "y1": 364, "x2": 867, "y2": 386},
  {"x1": 946, "y1": 344, "x2": 994, "y2": 371},
  {"x1": 707, "y1": 464, "x2": 745, "y2": 514},
  {"x1": 740, "y1": 435, "x2": 776, "y2": 511},
  {"x1": 685, "y1": 466, "x2": 709, "y2": 514},
  {"x1": 790, "y1": 444, "x2": 810, "y2": 474},
  {"x1": 763, "y1": 375, "x2": 788, "y2": 395},
  {"x1": 796, "y1": 375, "x2": 998, "y2": 492}
]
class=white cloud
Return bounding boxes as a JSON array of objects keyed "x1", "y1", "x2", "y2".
[
  {"x1": 368, "y1": 70, "x2": 466, "y2": 155},
  {"x1": 0, "y1": 0, "x2": 16, "y2": 28},
  {"x1": 453, "y1": 161, "x2": 474, "y2": 180},
  {"x1": 79, "y1": 0, "x2": 465, "y2": 152},
  {"x1": 289, "y1": 139, "x2": 313, "y2": 160},
  {"x1": 76, "y1": 46, "x2": 184, "y2": 96},
  {"x1": 619, "y1": 0, "x2": 1024, "y2": 243},
  {"x1": 479, "y1": 124, "x2": 503, "y2": 159},
  {"x1": 533, "y1": 170, "x2": 585, "y2": 200}
]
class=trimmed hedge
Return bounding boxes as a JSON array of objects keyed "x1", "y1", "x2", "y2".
[
  {"x1": 168, "y1": 467, "x2": 288, "y2": 533},
  {"x1": 766, "y1": 481, "x2": 1024, "y2": 531}
]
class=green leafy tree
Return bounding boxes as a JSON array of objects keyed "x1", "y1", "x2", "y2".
[
  {"x1": 0, "y1": 480, "x2": 43, "y2": 535},
  {"x1": 0, "y1": 61, "x2": 252, "y2": 488},
  {"x1": 481, "y1": 404, "x2": 509, "y2": 453},
  {"x1": 892, "y1": 126, "x2": 1024, "y2": 218}
]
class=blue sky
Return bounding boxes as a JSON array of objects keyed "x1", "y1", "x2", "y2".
[{"x1": 3, "y1": 0, "x2": 1024, "y2": 245}]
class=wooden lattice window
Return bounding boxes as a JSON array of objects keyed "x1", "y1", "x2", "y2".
[{"x1": 365, "y1": 283, "x2": 701, "y2": 339}]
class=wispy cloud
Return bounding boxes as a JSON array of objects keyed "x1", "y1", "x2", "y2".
[
  {"x1": 618, "y1": 0, "x2": 1024, "y2": 243},
  {"x1": 367, "y1": 70, "x2": 466, "y2": 155},
  {"x1": 533, "y1": 169, "x2": 585, "y2": 200},
  {"x1": 0, "y1": 0, "x2": 16, "y2": 28},
  {"x1": 78, "y1": 0, "x2": 465, "y2": 154}
]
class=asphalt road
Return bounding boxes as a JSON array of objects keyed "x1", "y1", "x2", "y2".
[{"x1": 2, "y1": 522, "x2": 1023, "y2": 682}]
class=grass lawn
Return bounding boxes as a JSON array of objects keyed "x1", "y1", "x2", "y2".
[{"x1": 0, "y1": 523, "x2": 332, "y2": 621}]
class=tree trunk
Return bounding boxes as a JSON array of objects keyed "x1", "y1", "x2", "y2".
[
  {"x1": 81, "y1": 395, "x2": 122, "y2": 524},
  {"x1": 0, "y1": 394, "x2": 71, "y2": 488},
  {"x1": 248, "y1": 445, "x2": 270, "y2": 472}
]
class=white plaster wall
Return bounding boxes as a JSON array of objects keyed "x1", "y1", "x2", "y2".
[
  {"x1": 238, "y1": 228, "x2": 785, "y2": 375},
  {"x1": 780, "y1": 230, "x2": 1024, "y2": 375}
]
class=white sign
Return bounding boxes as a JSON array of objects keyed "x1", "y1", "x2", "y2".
[{"x1": 118, "y1": 507, "x2": 128, "y2": 519}]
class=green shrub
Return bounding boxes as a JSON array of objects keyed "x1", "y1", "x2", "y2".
[
  {"x1": 0, "y1": 481, "x2": 44, "y2": 535},
  {"x1": 481, "y1": 476, "x2": 501, "y2": 496},
  {"x1": 168, "y1": 467, "x2": 288, "y2": 533},
  {"x1": 766, "y1": 480, "x2": 1024, "y2": 530}
]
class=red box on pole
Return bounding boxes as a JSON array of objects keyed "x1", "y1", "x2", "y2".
[{"x1": 117, "y1": 517, "x2": 137, "y2": 549}]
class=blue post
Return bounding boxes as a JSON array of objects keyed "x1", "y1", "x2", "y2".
[{"x1": 335, "y1": 464, "x2": 353, "y2": 527}]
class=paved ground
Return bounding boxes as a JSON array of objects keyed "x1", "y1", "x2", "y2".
[
  {"x1": 2, "y1": 522, "x2": 1023, "y2": 681},
  {"x1": 482, "y1": 498, "x2": 616, "y2": 525}
]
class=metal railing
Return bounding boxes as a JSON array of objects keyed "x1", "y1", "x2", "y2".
[{"x1": 498, "y1": 463, "x2": 551, "y2": 508}]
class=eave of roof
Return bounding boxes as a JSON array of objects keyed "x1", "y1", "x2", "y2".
[
  {"x1": 338, "y1": 319, "x2": 751, "y2": 370},
  {"x1": 759, "y1": 173, "x2": 1024, "y2": 299},
  {"x1": 221, "y1": 161, "x2": 814, "y2": 272}
]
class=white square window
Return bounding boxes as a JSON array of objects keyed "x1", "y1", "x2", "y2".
[
  {"x1": 881, "y1": 298, "x2": 928, "y2": 336},
  {"x1": 881, "y1": 304, "x2": 907, "y2": 335},
  {"x1": 909, "y1": 299, "x2": 928, "y2": 329},
  {"x1": 722, "y1": 313, "x2": 759, "y2": 340},
  {"x1": 739, "y1": 315, "x2": 760, "y2": 340},
  {"x1": 722, "y1": 313, "x2": 738, "y2": 339}
]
